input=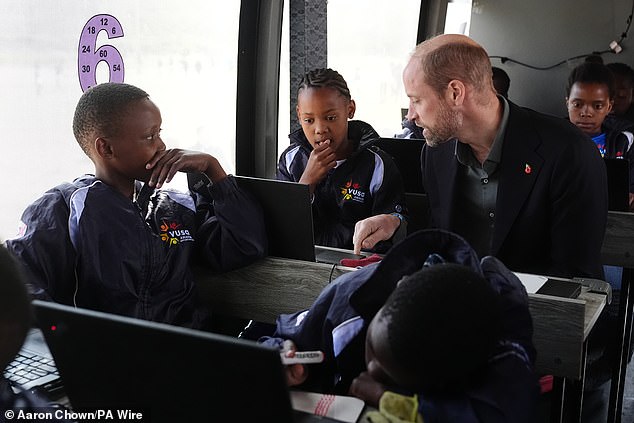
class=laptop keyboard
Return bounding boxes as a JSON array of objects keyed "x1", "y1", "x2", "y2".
[
  {"x1": 4, "y1": 329, "x2": 65, "y2": 399},
  {"x1": 4, "y1": 351, "x2": 61, "y2": 390}
]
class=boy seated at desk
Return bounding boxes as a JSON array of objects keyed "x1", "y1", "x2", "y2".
[
  {"x1": 260, "y1": 229, "x2": 539, "y2": 422},
  {"x1": 5, "y1": 82, "x2": 267, "y2": 330}
]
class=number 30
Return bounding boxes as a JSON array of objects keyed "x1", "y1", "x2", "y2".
[{"x1": 78, "y1": 14, "x2": 125, "y2": 92}]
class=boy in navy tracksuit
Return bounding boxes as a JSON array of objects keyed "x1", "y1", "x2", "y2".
[
  {"x1": 277, "y1": 68, "x2": 406, "y2": 252},
  {"x1": 5, "y1": 82, "x2": 267, "y2": 329},
  {"x1": 261, "y1": 230, "x2": 539, "y2": 422}
]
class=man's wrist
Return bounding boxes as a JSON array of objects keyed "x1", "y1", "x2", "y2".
[{"x1": 390, "y1": 212, "x2": 404, "y2": 226}]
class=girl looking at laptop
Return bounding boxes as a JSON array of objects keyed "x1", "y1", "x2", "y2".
[{"x1": 276, "y1": 68, "x2": 406, "y2": 252}]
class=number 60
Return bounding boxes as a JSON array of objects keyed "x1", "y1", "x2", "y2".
[{"x1": 78, "y1": 14, "x2": 125, "y2": 92}]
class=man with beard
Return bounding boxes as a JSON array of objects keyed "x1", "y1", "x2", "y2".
[{"x1": 353, "y1": 34, "x2": 607, "y2": 280}]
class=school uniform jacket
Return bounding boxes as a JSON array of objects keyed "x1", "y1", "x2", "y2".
[
  {"x1": 276, "y1": 120, "x2": 406, "y2": 251},
  {"x1": 602, "y1": 114, "x2": 634, "y2": 192},
  {"x1": 5, "y1": 174, "x2": 267, "y2": 328},
  {"x1": 261, "y1": 230, "x2": 539, "y2": 423},
  {"x1": 421, "y1": 101, "x2": 608, "y2": 279}
]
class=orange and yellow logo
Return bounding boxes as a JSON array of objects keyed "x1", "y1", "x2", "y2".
[
  {"x1": 340, "y1": 180, "x2": 366, "y2": 203},
  {"x1": 160, "y1": 221, "x2": 193, "y2": 245}
]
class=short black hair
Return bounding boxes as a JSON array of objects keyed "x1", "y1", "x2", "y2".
[
  {"x1": 607, "y1": 62, "x2": 634, "y2": 87},
  {"x1": 0, "y1": 245, "x2": 32, "y2": 369},
  {"x1": 491, "y1": 67, "x2": 510, "y2": 98},
  {"x1": 72, "y1": 82, "x2": 149, "y2": 157},
  {"x1": 566, "y1": 62, "x2": 615, "y2": 99},
  {"x1": 381, "y1": 263, "x2": 500, "y2": 394},
  {"x1": 298, "y1": 68, "x2": 351, "y2": 100}
]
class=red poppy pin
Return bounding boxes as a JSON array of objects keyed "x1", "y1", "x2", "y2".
[{"x1": 525, "y1": 163, "x2": 532, "y2": 174}]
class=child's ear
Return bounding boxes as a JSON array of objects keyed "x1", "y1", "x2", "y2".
[
  {"x1": 95, "y1": 137, "x2": 114, "y2": 159},
  {"x1": 347, "y1": 99, "x2": 356, "y2": 119},
  {"x1": 608, "y1": 99, "x2": 614, "y2": 114}
]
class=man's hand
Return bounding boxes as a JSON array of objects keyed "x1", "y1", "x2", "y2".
[
  {"x1": 353, "y1": 214, "x2": 401, "y2": 255},
  {"x1": 299, "y1": 140, "x2": 337, "y2": 192}
]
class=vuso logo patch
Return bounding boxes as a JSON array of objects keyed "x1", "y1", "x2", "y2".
[
  {"x1": 340, "y1": 180, "x2": 366, "y2": 203},
  {"x1": 160, "y1": 221, "x2": 194, "y2": 245}
]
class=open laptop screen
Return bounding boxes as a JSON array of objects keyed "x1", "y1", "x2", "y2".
[
  {"x1": 33, "y1": 300, "x2": 294, "y2": 423},
  {"x1": 234, "y1": 175, "x2": 317, "y2": 261}
]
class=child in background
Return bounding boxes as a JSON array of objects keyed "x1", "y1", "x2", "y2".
[
  {"x1": 491, "y1": 66, "x2": 510, "y2": 99},
  {"x1": 607, "y1": 62, "x2": 634, "y2": 124},
  {"x1": 566, "y1": 61, "x2": 634, "y2": 208},
  {"x1": 566, "y1": 61, "x2": 634, "y2": 421},
  {"x1": 277, "y1": 68, "x2": 406, "y2": 252},
  {"x1": 261, "y1": 230, "x2": 539, "y2": 422},
  {"x1": 5, "y1": 82, "x2": 266, "y2": 330}
]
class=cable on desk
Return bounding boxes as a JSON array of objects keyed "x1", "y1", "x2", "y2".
[{"x1": 329, "y1": 262, "x2": 337, "y2": 284}]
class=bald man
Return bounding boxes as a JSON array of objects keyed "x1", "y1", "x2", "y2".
[{"x1": 354, "y1": 34, "x2": 607, "y2": 280}]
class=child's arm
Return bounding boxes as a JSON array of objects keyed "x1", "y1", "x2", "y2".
[
  {"x1": 4, "y1": 186, "x2": 77, "y2": 303},
  {"x1": 145, "y1": 149, "x2": 266, "y2": 271}
]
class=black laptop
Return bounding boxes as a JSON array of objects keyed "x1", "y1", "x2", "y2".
[
  {"x1": 372, "y1": 138, "x2": 425, "y2": 194},
  {"x1": 4, "y1": 328, "x2": 63, "y2": 397},
  {"x1": 234, "y1": 175, "x2": 365, "y2": 263},
  {"x1": 33, "y1": 300, "x2": 340, "y2": 423}
]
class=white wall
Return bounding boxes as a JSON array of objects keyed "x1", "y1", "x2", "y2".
[{"x1": 470, "y1": 0, "x2": 634, "y2": 117}]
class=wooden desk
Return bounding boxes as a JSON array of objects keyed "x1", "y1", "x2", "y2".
[{"x1": 194, "y1": 257, "x2": 608, "y2": 380}]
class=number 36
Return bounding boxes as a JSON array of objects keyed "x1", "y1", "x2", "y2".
[{"x1": 78, "y1": 14, "x2": 125, "y2": 92}]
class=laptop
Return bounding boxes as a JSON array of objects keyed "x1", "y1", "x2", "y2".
[
  {"x1": 604, "y1": 158, "x2": 630, "y2": 211},
  {"x1": 32, "y1": 300, "x2": 340, "y2": 423},
  {"x1": 234, "y1": 175, "x2": 366, "y2": 263},
  {"x1": 4, "y1": 328, "x2": 63, "y2": 397},
  {"x1": 372, "y1": 138, "x2": 425, "y2": 194}
]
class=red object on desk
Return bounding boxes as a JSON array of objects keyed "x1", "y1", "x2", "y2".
[
  {"x1": 340, "y1": 254, "x2": 383, "y2": 268},
  {"x1": 540, "y1": 374, "x2": 553, "y2": 393}
]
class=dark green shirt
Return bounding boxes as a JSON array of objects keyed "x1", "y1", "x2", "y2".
[{"x1": 452, "y1": 96, "x2": 509, "y2": 257}]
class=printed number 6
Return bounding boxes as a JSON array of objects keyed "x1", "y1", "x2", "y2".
[{"x1": 78, "y1": 14, "x2": 125, "y2": 92}]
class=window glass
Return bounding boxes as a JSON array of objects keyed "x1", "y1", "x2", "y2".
[
  {"x1": 327, "y1": 0, "x2": 421, "y2": 138},
  {"x1": 445, "y1": 0, "x2": 472, "y2": 35},
  {"x1": 0, "y1": 1, "x2": 240, "y2": 241},
  {"x1": 278, "y1": 1, "x2": 291, "y2": 161}
]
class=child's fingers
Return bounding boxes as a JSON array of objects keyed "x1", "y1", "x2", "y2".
[
  {"x1": 145, "y1": 149, "x2": 168, "y2": 170},
  {"x1": 285, "y1": 363, "x2": 308, "y2": 386},
  {"x1": 281, "y1": 339, "x2": 297, "y2": 356},
  {"x1": 149, "y1": 150, "x2": 181, "y2": 187}
]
